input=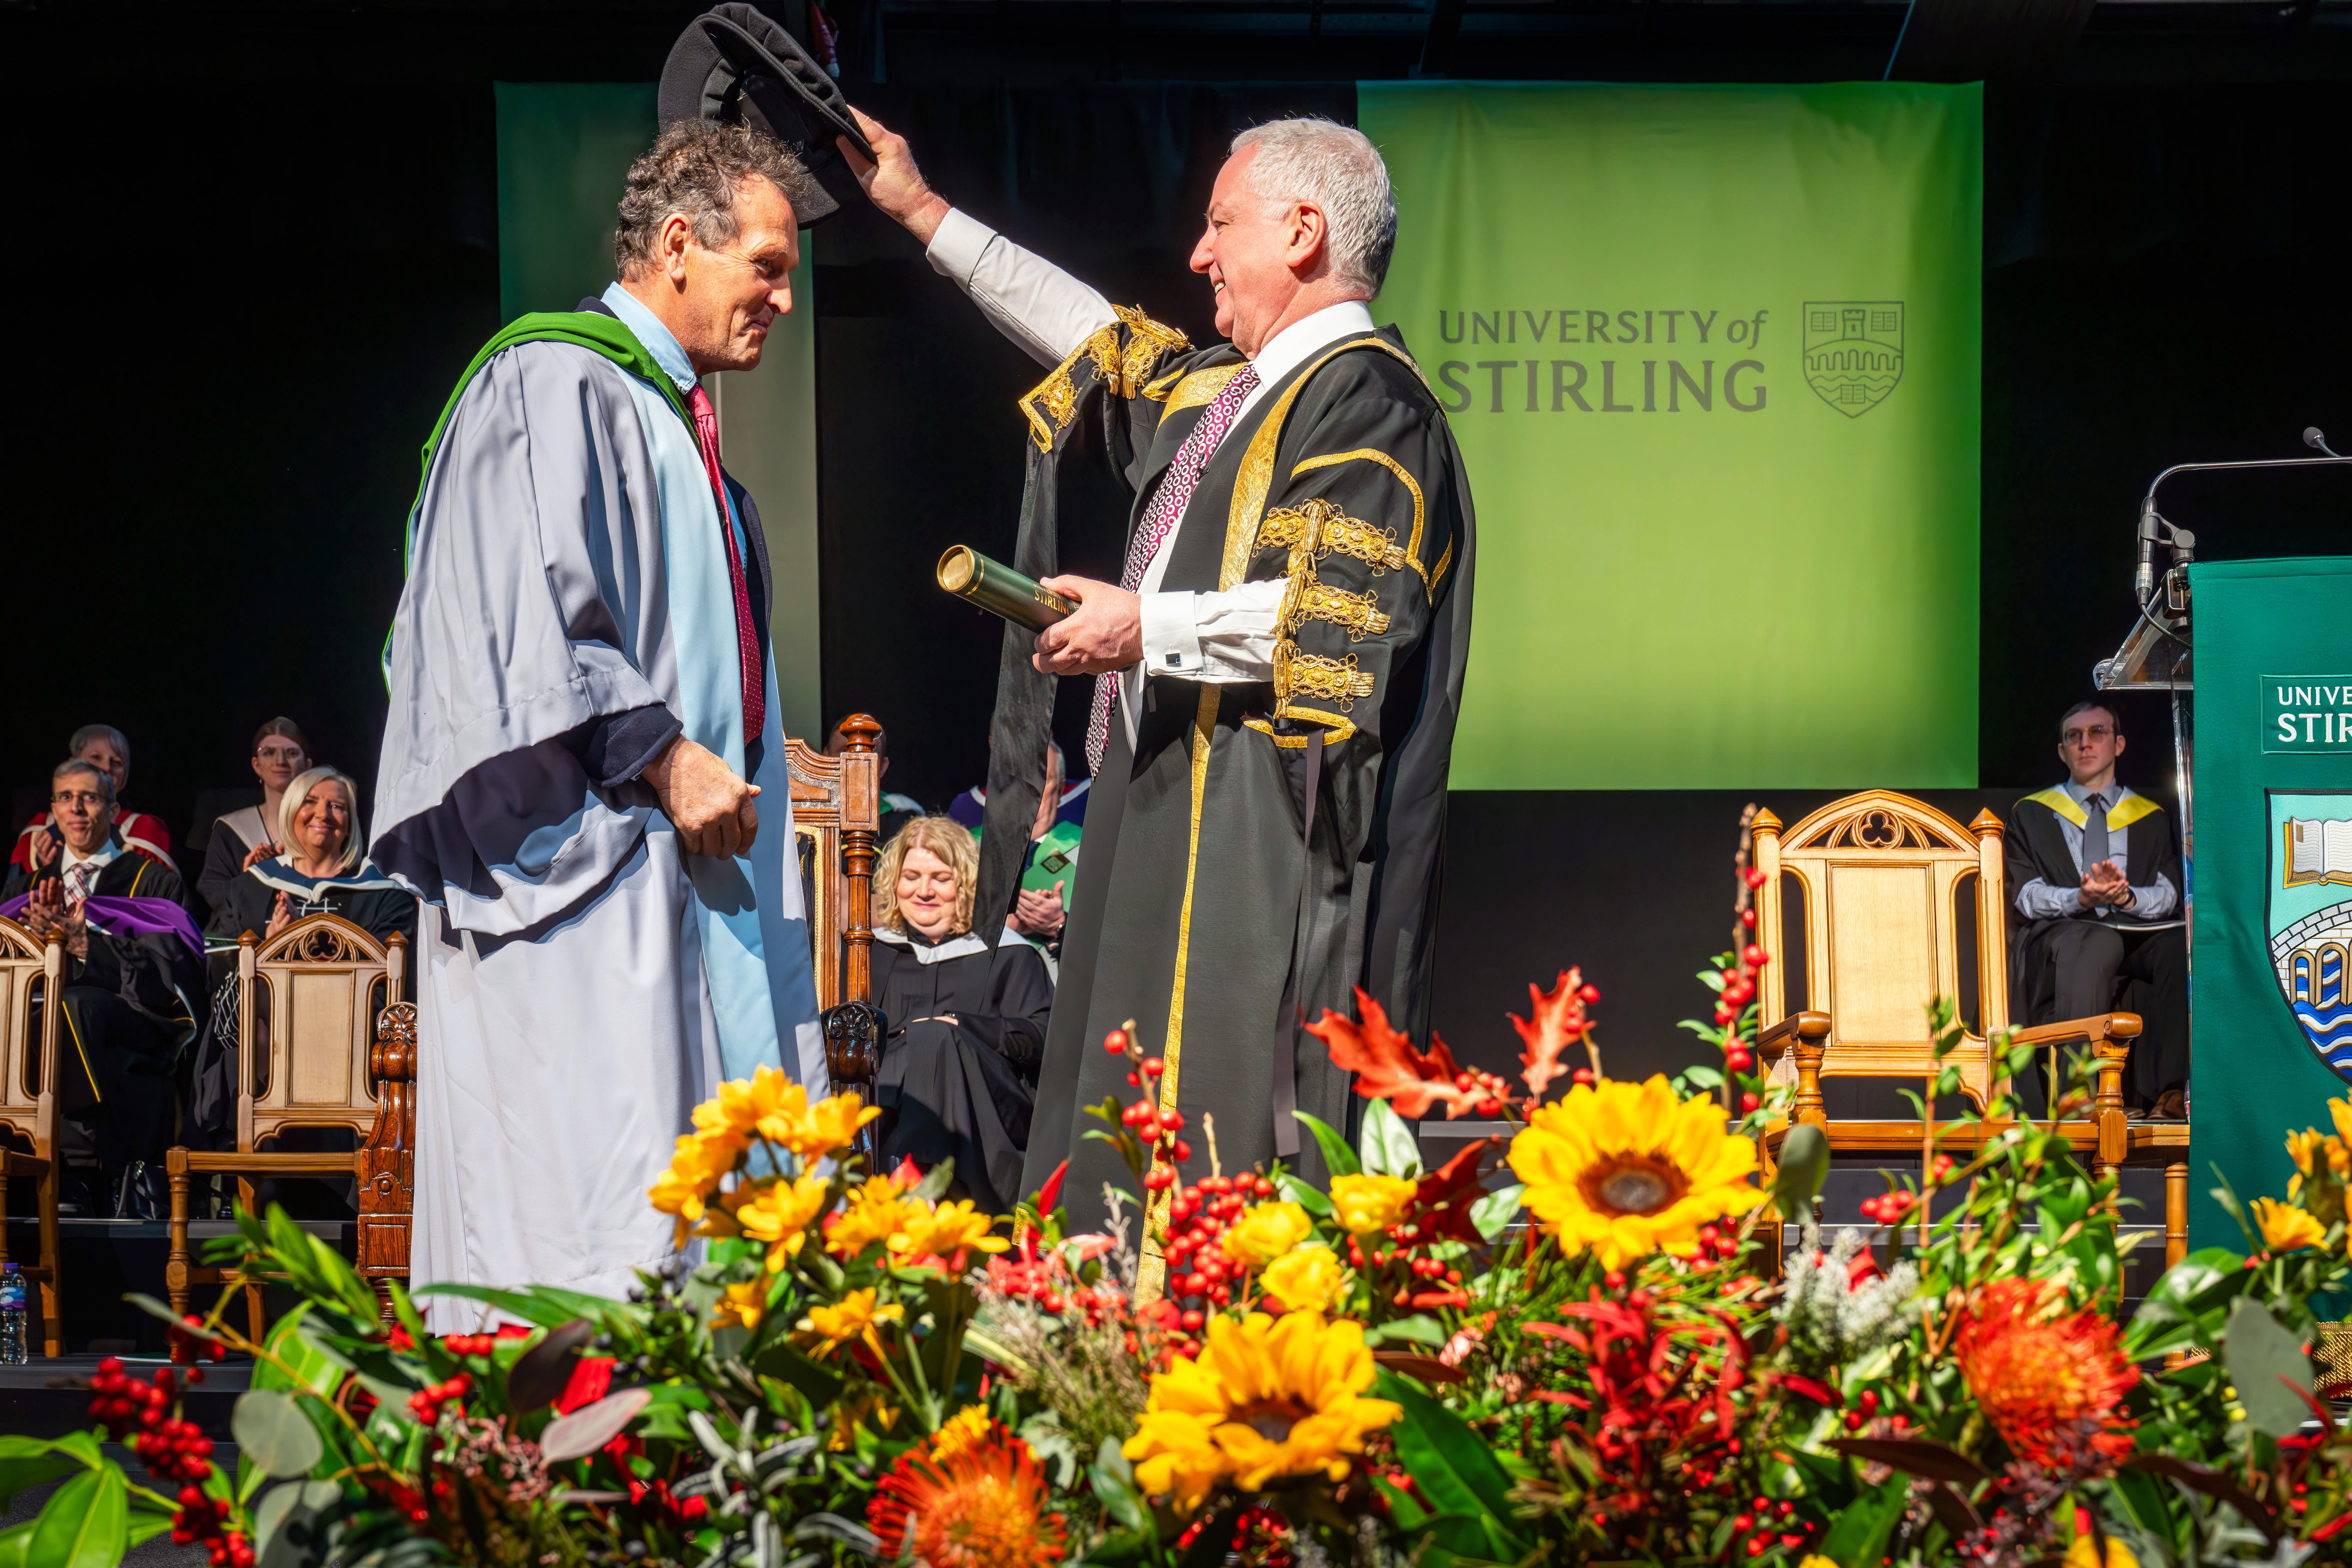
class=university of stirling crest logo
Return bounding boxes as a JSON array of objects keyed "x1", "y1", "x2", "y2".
[
  {"x1": 1803, "y1": 301, "x2": 1904, "y2": 416},
  {"x1": 2270, "y1": 790, "x2": 2352, "y2": 1085}
]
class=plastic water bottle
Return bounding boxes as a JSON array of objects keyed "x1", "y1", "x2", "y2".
[{"x1": 0, "y1": 1264, "x2": 26, "y2": 1365}]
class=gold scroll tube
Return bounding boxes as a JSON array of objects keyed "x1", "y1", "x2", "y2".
[{"x1": 936, "y1": 546, "x2": 1077, "y2": 634}]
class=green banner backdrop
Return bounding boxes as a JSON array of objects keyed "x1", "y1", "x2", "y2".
[
  {"x1": 1358, "y1": 82, "x2": 1983, "y2": 789},
  {"x1": 2188, "y1": 558, "x2": 2352, "y2": 1251}
]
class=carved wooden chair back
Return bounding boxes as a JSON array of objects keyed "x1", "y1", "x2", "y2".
[
  {"x1": 785, "y1": 717, "x2": 881, "y2": 1013},
  {"x1": 1753, "y1": 790, "x2": 2012, "y2": 1110},
  {"x1": 0, "y1": 918, "x2": 61, "y2": 1163},
  {"x1": 235, "y1": 915, "x2": 405, "y2": 1151}
]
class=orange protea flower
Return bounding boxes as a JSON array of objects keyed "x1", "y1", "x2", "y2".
[
  {"x1": 1951, "y1": 1278, "x2": 2138, "y2": 1469},
  {"x1": 867, "y1": 1425, "x2": 1067, "y2": 1568}
]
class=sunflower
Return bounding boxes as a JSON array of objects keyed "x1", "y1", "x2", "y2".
[
  {"x1": 1122, "y1": 1312, "x2": 1402, "y2": 1513},
  {"x1": 649, "y1": 1127, "x2": 747, "y2": 1243},
  {"x1": 1328, "y1": 1174, "x2": 1417, "y2": 1237},
  {"x1": 894, "y1": 1199, "x2": 1012, "y2": 1262},
  {"x1": 2253, "y1": 1197, "x2": 2328, "y2": 1255},
  {"x1": 1951, "y1": 1278, "x2": 2138, "y2": 1469},
  {"x1": 868, "y1": 1425, "x2": 1067, "y2": 1568},
  {"x1": 799, "y1": 1287, "x2": 906, "y2": 1358},
  {"x1": 1221, "y1": 1202, "x2": 1315, "y2": 1267},
  {"x1": 1259, "y1": 1246, "x2": 1348, "y2": 1314},
  {"x1": 700, "y1": 1174, "x2": 833, "y2": 1272},
  {"x1": 1506, "y1": 1075, "x2": 1765, "y2": 1269}
]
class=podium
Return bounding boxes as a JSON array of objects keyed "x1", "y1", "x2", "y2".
[{"x1": 2106, "y1": 558, "x2": 2352, "y2": 1251}]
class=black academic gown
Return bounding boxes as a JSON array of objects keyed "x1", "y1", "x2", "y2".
[
  {"x1": 2005, "y1": 790, "x2": 2187, "y2": 1103},
  {"x1": 976, "y1": 310, "x2": 1476, "y2": 1227},
  {"x1": 0, "y1": 853, "x2": 203, "y2": 1185},
  {"x1": 871, "y1": 927, "x2": 1054, "y2": 1216},
  {"x1": 191, "y1": 860, "x2": 418, "y2": 1146}
]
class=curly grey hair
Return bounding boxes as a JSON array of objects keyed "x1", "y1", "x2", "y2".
[
  {"x1": 1230, "y1": 118, "x2": 1398, "y2": 298},
  {"x1": 613, "y1": 119, "x2": 817, "y2": 280}
]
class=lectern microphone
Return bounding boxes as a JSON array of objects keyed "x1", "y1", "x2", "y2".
[
  {"x1": 937, "y1": 546, "x2": 1076, "y2": 634},
  {"x1": 2307, "y1": 427, "x2": 2345, "y2": 459}
]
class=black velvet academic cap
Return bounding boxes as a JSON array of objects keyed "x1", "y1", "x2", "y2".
[{"x1": 658, "y1": 3, "x2": 875, "y2": 228}]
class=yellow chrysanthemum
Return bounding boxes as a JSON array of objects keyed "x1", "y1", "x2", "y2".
[
  {"x1": 775, "y1": 1089, "x2": 884, "y2": 1163},
  {"x1": 799, "y1": 1287, "x2": 905, "y2": 1357},
  {"x1": 700, "y1": 1173, "x2": 833, "y2": 1272},
  {"x1": 2064, "y1": 1535, "x2": 2138, "y2": 1568},
  {"x1": 712, "y1": 1276, "x2": 774, "y2": 1331},
  {"x1": 1506, "y1": 1074, "x2": 1765, "y2": 1270},
  {"x1": 1221, "y1": 1202, "x2": 1314, "y2": 1267},
  {"x1": 1259, "y1": 1246, "x2": 1348, "y2": 1314},
  {"x1": 930, "y1": 1404, "x2": 994, "y2": 1463},
  {"x1": 2253, "y1": 1196, "x2": 2327, "y2": 1254},
  {"x1": 1122, "y1": 1312, "x2": 1402, "y2": 1513},
  {"x1": 828, "y1": 1176, "x2": 923, "y2": 1257},
  {"x1": 894, "y1": 1199, "x2": 1011, "y2": 1261},
  {"x1": 1328, "y1": 1174, "x2": 1417, "y2": 1237},
  {"x1": 649, "y1": 1127, "x2": 747, "y2": 1243}
]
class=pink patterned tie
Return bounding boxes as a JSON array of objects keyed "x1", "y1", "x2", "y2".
[
  {"x1": 66, "y1": 861, "x2": 97, "y2": 903},
  {"x1": 686, "y1": 384, "x2": 765, "y2": 748},
  {"x1": 1085, "y1": 362, "x2": 1261, "y2": 775}
]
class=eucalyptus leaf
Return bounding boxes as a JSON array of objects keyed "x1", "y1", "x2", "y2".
[
  {"x1": 254, "y1": 1478, "x2": 344, "y2": 1568},
  {"x1": 1359, "y1": 1098, "x2": 1422, "y2": 1179},
  {"x1": 1771, "y1": 1123, "x2": 1830, "y2": 1222},
  {"x1": 234, "y1": 1389, "x2": 327, "y2": 1479},
  {"x1": 540, "y1": 1387, "x2": 653, "y2": 1462},
  {"x1": 1470, "y1": 1184, "x2": 1524, "y2": 1242},
  {"x1": 2222, "y1": 1297, "x2": 2313, "y2": 1439}
]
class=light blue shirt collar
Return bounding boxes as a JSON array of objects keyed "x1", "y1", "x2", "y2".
[
  {"x1": 2061, "y1": 777, "x2": 2137, "y2": 809},
  {"x1": 600, "y1": 282, "x2": 700, "y2": 394}
]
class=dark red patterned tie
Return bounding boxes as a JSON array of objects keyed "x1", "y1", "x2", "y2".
[{"x1": 686, "y1": 384, "x2": 765, "y2": 747}]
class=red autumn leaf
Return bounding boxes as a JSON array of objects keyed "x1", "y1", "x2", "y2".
[
  {"x1": 1410, "y1": 1137, "x2": 1498, "y2": 1246},
  {"x1": 1304, "y1": 989, "x2": 1480, "y2": 1120},
  {"x1": 1512, "y1": 969, "x2": 1591, "y2": 1103}
]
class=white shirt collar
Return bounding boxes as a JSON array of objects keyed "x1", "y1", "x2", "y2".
[
  {"x1": 1245, "y1": 299, "x2": 1378, "y2": 389},
  {"x1": 60, "y1": 838, "x2": 121, "y2": 875},
  {"x1": 599, "y1": 282, "x2": 701, "y2": 394}
]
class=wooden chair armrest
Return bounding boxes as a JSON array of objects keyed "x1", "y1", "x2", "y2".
[
  {"x1": 180, "y1": 1151, "x2": 364, "y2": 1178},
  {"x1": 2007, "y1": 1012, "x2": 2141, "y2": 1048},
  {"x1": 0, "y1": 1151, "x2": 50, "y2": 1176},
  {"x1": 1757, "y1": 1012, "x2": 1831, "y2": 1054}
]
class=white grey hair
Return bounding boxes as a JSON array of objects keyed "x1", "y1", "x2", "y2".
[
  {"x1": 1230, "y1": 118, "x2": 1397, "y2": 297},
  {"x1": 69, "y1": 723, "x2": 129, "y2": 762}
]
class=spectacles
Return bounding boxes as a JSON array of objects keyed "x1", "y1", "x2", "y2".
[
  {"x1": 2062, "y1": 726, "x2": 2115, "y2": 745},
  {"x1": 256, "y1": 746, "x2": 306, "y2": 764},
  {"x1": 50, "y1": 792, "x2": 106, "y2": 809}
]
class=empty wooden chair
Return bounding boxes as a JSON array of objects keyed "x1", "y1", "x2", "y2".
[
  {"x1": 787, "y1": 716, "x2": 883, "y2": 1159},
  {"x1": 0, "y1": 919, "x2": 64, "y2": 1356}
]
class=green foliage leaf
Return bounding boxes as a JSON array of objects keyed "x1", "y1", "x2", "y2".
[
  {"x1": 0, "y1": 1440, "x2": 81, "y2": 1514},
  {"x1": 1681, "y1": 1064, "x2": 1726, "y2": 1090},
  {"x1": 1292, "y1": 1113, "x2": 1359, "y2": 1179},
  {"x1": 1376, "y1": 1370, "x2": 1526, "y2": 1561},
  {"x1": 507, "y1": 1320, "x2": 596, "y2": 1414},
  {"x1": 122, "y1": 1509, "x2": 175, "y2": 1551},
  {"x1": 1358, "y1": 1098, "x2": 1421, "y2": 1179},
  {"x1": 540, "y1": 1387, "x2": 652, "y2": 1462},
  {"x1": 233, "y1": 1389, "x2": 327, "y2": 1479},
  {"x1": 910, "y1": 1158, "x2": 957, "y2": 1203},
  {"x1": 253, "y1": 1478, "x2": 343, "y2": 1568},
  {"x1": 1272, "y1": 1171, "x2": 1333, "y2": 1218},
  {"x1": 1470, "y1": 1184, "x2": 1523, "y2": 1242},
  {"x1": 2222, "y1": 1297, "x2": 2313, "y2": 1439},
  {"x1": 1088, "y1": 1439, "x2": 1147, "y2": 1535},
  {"x1": 2125, "y1": 1248, "x2": 2252, "y2": 1360},
  {"x1": 26, "y1": 1465, "x2": 126, "y2": 1568},
  {"x1": 0, "y1": 1522, "x2": 30, "y2": 1568},
  {"x1": 1772, "y1": 1123, "x2": 1830, "y2": 1221},
  {"x1": 1816, "y1": 1473, "x2": 1908, "y2": 1568},
  {"x1": 1364, "y1": 1315, "x2": 1446, "y2": 1347},
  {"x1": 415, "y1": 1281, "x2": 633, "y2": 1331}
]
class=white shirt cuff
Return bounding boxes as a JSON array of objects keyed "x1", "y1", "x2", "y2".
[
  {"x1": 925, "y1": 206, "x2": 997, "y2": 288},
  {"x1": 1139, "y1": 581, "x2": 1286, "y2": 684},
  {"x1": 922, "y1": 207, "x2": 1116, "y2": 368}
]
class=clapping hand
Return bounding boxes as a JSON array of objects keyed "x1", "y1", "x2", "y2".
[
  {"x1": 264, "y1": 891, "x2": 295, "y2": 939},
  {"x1": 1013, "y1": 880, "x2": 1067, "y2": 938},
  {"x1": 27, "y1": 833, "x2": 58, "y2": 873},
  {"x1": 242, "y1": 842, "x2": 281, "y2": 871},
  {"x1": 2078, "y1": 860, "x2": 2131, "y2": 909},
  {"x1": 21, "y1": 879, "x2": 88, "y2": 960}
]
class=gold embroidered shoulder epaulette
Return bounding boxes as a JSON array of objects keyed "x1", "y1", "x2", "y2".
[
  {"x1": 2020, "y1": 788, "x2": 2164, "y2": 831},
  {"x1": 1018, "y1": 306, "x2": 1191, "y2": 452}
]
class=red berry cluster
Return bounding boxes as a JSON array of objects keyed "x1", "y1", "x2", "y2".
[
  {"x1": 167, "y1": 1312, "x2": 225, "y2": 1366},
  {"x1": 441, "y1": 1333, "x2": 499, "y2": 1358},
  {"x1": 1838, "y1": 1389, "x2": 1882, "y2": 1432},
  {"x1": 89, "y1": 1358, "x2": 249, "y2": 1565},
  {"x1": 1345, "y1": 1225, "x2": 1468, "y2": 1310},
  {"x1": 1174, "y1": 1503, "x2": 1296, "y2": 1565},
  {"x1": 408, "y1": 1371, "x2": 471, "y2": 1423},
  {"x1": 172, "y1": 1492, "x2": 253, "y2": 1568},
  {"x1": 1162, "y1": 1173, "x2": 1280, "y2": 1342},
  {"x1": 1443, "y1": 1064, "x2": 1520, "y2": 1118},
  {"x1": 1729, "y1": 1495, "x2": 1814, "y2": 1559},
  {"x1": 1104, "y1": 1030, "x2": 1194, "y2": 1190}
]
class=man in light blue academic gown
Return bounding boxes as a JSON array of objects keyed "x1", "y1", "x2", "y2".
[{"x1": 373, "y1": 120, "x2": 824, "y2": 1322}]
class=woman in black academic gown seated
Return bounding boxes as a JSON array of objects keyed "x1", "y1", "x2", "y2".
[
  {"x1": 871, "y1": 815, "x2": 1054, "y2": 1217},
  {"x1": 194, "y1": 766, "x2": 416, "y2": 1151}
]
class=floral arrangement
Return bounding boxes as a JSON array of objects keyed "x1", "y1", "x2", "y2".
[{"x1": 11, "y1": 943, "x2": 2352, "y2": 1568}]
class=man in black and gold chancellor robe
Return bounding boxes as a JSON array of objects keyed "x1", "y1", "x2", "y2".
[
  {"x1": 2006, "y1": 700, "x2": 2187, "y2": 1120},
  {"x1": 846, "y1": 111, "x2": 1474, "y2": 1226}
]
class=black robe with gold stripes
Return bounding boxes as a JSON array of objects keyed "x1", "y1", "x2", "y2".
[{"x1": 975, "y1": 308, "x2": 1475, "y2": 1236}]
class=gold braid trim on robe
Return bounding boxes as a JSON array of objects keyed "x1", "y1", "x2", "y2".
[{"x1": 1018, "y1": 306, "x2": 1191, "y2": 451}]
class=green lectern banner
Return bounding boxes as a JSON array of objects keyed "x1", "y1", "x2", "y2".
[
  {"x1": 1358, "y1": 82, "x2": 1982, "y2": 789},
  {"x1": 2190, "y1": 558, "x2": 2352, "y2": 1251}
]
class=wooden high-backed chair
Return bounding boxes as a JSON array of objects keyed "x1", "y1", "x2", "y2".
[
  {"x1": 167, "y1": 914, "x2": 410, "y2": 1331},
  {"x1": 1755, "y1": 790, "x2": 2191, "y2": 1267},
  {"x1": 0, "y1": 920, "x2": 64, "y2": 1356},
  {"x1": 786, "y1": 715, "x2": 883, "y2": 1159}
]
